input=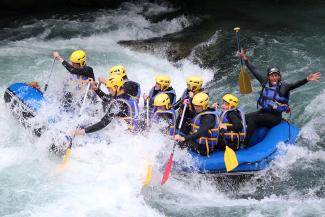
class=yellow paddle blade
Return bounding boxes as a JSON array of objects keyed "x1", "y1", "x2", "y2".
[
  {"x1": 224, "y1": 146, "x2": 239, "y2": 172},
  {"x1": 54, "y1": 148, "x2": 71, "y2": 175},
  {"x1": 143, "y1": 161, "x2": 153, "y2": 186},
  {"x1": 239, "y1": 66, "x2": 252, "y2": 94}
]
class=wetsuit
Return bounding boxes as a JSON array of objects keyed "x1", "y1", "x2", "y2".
[
  {"x1": 179, "y1": 108, "x2": 217, "y2": 155},
  {"x1": 172, "y1": 88, "x2": 205, "y2": 135},
  {"x1": 61, "y1": 61, "x2": 95, "y2": 109},
  {"x1": 122, "y1": 75, "x2": 141, "y2": 100},
  {"x1": 83, "y1": 91, "x2": 132, "y2": 134},
  {"x1": 62, "y1": 61, "x2": 95, "y2": 80},
  {"x1": 218, "y1": 110, "x2": 243, "y2": 151},
  {"x1": 96, "y1": 82, "x2": 138, "y2": 112},
  {"x1": 244, "y1": 60, "x2": 309, "y2": 146}
]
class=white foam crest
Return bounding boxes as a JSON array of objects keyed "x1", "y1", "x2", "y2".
[
  {"x1": 148, "y1": 178, "x2": 325, "y2": 215},
  {"x1": 27, "y1": 124, "x2": 167, "y2": 217},
  {"x1": 267, "y1": 143, "x2": 325, "y2": 173},
  {"x1": 299, "y1": 89, "x2": 325, "y2": 146}
]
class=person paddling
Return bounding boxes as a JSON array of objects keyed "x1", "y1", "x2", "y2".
[
  {"x1": 172, "y1": 75, "x2": 205, "y2": 135},
  {"x1": 143, "y1": 74, "x2": 176, "y2": 112},
  {"x1": 73, "y1": 74, "x2": 139, "y2": 136},
  {"x1": 214, "y1": 94, "x2": 245, "y2": 151},
  {"x1": 151, "y1": 93, "x2": 176, "y2": 136},
  {"x1": 53, "y1": 50, "x2": 95, "y2": 81},
  {"x1": 105, "y1": 65, "x2": 141, "y2": 104},
  {"x1": 238, "y1": 51, "x2": 321, "y2": 147},
  {"x1": 174, "y1": 92, "x2": 220, "y2": 156},
  {"x1": 53, "y1": 50, "x2": 95, "y2": 109}
]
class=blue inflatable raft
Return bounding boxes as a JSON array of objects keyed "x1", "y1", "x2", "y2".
[
  {"x1": 175, "y1": 122, "x2": 300, "y2": 174},
  {"x1": 4, "y1": 82, "x2": 44, "y2": 135},
  {"x1": 4, "y1": 82, "x2": 44, "y2": 112}
]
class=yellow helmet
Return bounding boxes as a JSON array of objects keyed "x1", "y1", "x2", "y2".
[
  {"x1": 153, "y1": 93, "x2": 171, "y2": 110},
  {"x1": 222, "y1": 93, "x2": 239, "y2": 109},
  {"x1": 192, "y1": 92, "x2": 209, "y2": 110},
  {"x1": 155, "y1": 74, "x2": 171, "y2": 91},
  {"x1": 70, "y1": 50, "x2": 86, "y2": 66},
  {"x1": 109, "y1": 65, "x2": 126, "y2": 77},
  {"x1": 186, "y1": 75, "x2": 203, "y2": 91},
  {"x1": 105, "y1": 74, "x2": 125, "y2": 93}
]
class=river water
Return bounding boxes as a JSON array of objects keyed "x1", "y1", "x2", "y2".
[{"x1": 0, "y1": 1, "x2": 324, "y2": 217}]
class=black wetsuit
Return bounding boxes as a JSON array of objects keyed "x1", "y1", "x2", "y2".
[
  {"x1": 244, "y1": 60, "x2": 309, "y2": 146},
  {"x1": 61, "y1": 61, "x2": 95, "y2": 109},
  {"x1": 178, "y1": 108, "x2": 215, "y2": 155},
  {"x1": 123, "y1": 75, "x2": 140, "y2": 99},
  {"x1": 62, "y1": 61, "x2": 95, "y2": 80},
  {"x1": 172, "y1": 89, "x2": 205, "y2": 135},
  {"x1": 84, "y1": 90, "x2": 131, "y2": 134},
  {"x1": 96, "y1": 82, "x2": 137, "y2": 112},
  {"x1": 218, "y1": 110, "x2": 243, "y2": 151}
]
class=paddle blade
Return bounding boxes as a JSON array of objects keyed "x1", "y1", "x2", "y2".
[
  {"x1": 143, "y1": 161, "x2": 153, "y2": 186},
  {"x1": 239, "y1": 66, "x2": 252, "y2": 94},
  {"x1": 54, "y1": 148, "x2": 71, "y2": 175},
  {"x1": 161, "y1": 153, "x2": 174, "y2": 186},
  {"x1": 224, "y1": 146, "x2": 239, "y2": 172}
]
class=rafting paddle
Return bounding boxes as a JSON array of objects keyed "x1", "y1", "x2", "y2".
[
  {"x1": 54, "y1": 82, "x2": 91, "y2": 174},
  {"x1": 161, "y1": 103, "x2": 187, "y2": 186},
  {"x1": 44, "y1": 58, "x2": 56, "y2": 92},
  {"x1": 234, "y1": 27, "x2": 252, "y2": 94},
  {"x1": 143, "y1": 98, "x2": 153, "y2": 186},
  {"x1": 224, "y1": 146, "x2": 239, "y2": 172}
]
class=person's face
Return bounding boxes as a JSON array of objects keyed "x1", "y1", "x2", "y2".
[
  {"x1": 268, "y1": 73, "x2": 281, "y2": 85},
  {"x1": 156, "y1": 105, "x2": 167, "y2": 111},
  {"x1": 72, "y1": 62, "x2": 82, "y2": 68},
  {"x1": 194, "y1": 105, "x2": 203, "y2": 113},
  {"x1": 108, "y1": 87, "x2": 116, "y2": 95},
  {"x1": 222, "y1": 100, "x2": 230, "y2": 111},
  {"x1": 154, "y1": 83, "x2": 161, "y2": 90}
]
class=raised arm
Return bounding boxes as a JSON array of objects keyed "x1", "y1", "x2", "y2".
[
  {"x1": 285, "y1": 71, "x2": 321, "y2": 91},
  {"x1": 238, "y1": 51, "x2": 266, "y2": 84}
]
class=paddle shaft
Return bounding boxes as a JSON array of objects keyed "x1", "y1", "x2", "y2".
[
  {"x1": 235, "y1": 30, "x2": 244, "y2": 66},
  {"x1": 168, "y1": 102, "x2": 188, "y2": 162},
  {"x1": 146, "y1": 98, "x2": 149, "y2": 127},
  {"x1": 79, "y1": 82, "x2": 91, "y2": 116},
  {"x1": 178, "y1": 103, "x2": 187, "y2": 129},
  {"x1": 161, "y1": 104, "x2": 187, "y2": 185},
  {"x1": 44, "y1": 58, "x2": 56, "y2": 92},
  {"x1": 67, "y1": 82, "x2": 91, "y2": 149}
]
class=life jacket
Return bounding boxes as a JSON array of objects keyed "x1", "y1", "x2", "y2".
[
  {"x1": 219, "y1": 108, "x2": 246, "y2": 149},
  {"x1": 257, "y1": 82, "x2": 290, "y2": 112},
  {"x1": 190, "y1": 110, "x2": 220, "y2": 156},
  {"x1": 148, "y1": 87, "x2": 177, "y2": 105},
  {"x1": 151, "y1": 108, "x2": 176, "y2": 136},
  {"x1": 179, "y1": 88, "x2": 205, "y2": 112},
  {"x1": 115, "y1": 97, "x2": 139, "y2": 131}
]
